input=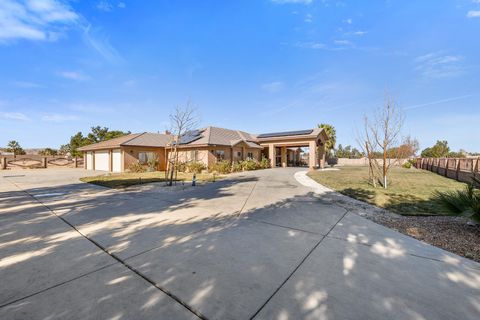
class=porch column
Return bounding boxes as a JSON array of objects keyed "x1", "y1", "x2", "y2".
[
  {"x1": 309, "y1": 141, "x2": 317, "y2": 170},
  {"x1": 269, "y1": 144, "x2": 275, "y2": 168},
  {"x1": 318, "y1": 143, "x2": 326, "y2": 169},
  {"x1": 281, "y1": 146, "x2": 287, "y2": 167},
  {"x1": 242, "y1": 146, "x2": 246, "y2": 160}
]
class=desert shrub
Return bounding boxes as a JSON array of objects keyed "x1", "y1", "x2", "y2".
[
  {"x1": 402, "y1": 161, "x2": 412, "y2": 169},
  {"x1": 433, "y1": 177, "x2": 480, "y2": 223},
  {"x1": 240, "y1": 159, "x2": 260, "y2": 171},
  {"x1": 211, "y1": 160, "x2": 232, "y2": 174},
  {"x1": 176, "y1": 162, "x2": 187, "y2": 172},
  {"x1": 327, "y1": 157, "x2": 338, "y2": 167},
  {"x1": 259, "y1": 157, "x2": 270, "y2": 169},
  {"x1": 186, "y1": 161, "x2": 206, "y2": 174},
  {"x1": 231, "y1": 161, "x2": 243, "y2": 172},
  {"x1": 128, "y1": 161, "x2": 146, "y2": 173}
]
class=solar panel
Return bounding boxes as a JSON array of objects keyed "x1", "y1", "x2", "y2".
[
  {"x1": 257, "y1": 129, "x2": 313, "y2": 139},
  {"x1": 177, "y1": 130, "x2": 203, "y2": 144}
]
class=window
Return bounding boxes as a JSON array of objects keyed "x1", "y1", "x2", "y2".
[
  {"x1": 237, "y1": 151, "x2": 242, "y2": 157},
  {"x1": 190, "y1": 150, "x2": 198, "y2": 162},
  {"x1": 138, "y1": 152, "x2": 156, "y2": 165},
  {"x1": 214, "y1": 150, "x2": 225, "y2": 161},
  {"x1": 247, "y1": 152, "x2": 254, "y2": 160}
]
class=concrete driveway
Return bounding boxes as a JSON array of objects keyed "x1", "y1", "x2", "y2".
[{"x1": 1, "y1": 168, "x2": 479, "y2": 320}]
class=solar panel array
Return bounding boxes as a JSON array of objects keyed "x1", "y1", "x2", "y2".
[
  {"x1": 257, "y1": 129, "x2": 313, "y2": 139},
  {"x1": 177, "y1": 130, "x2": 203, "y2": 144}
]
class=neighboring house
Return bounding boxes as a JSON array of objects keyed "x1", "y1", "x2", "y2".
[{"x1": 77, "y1": 126, "x2": 329, "y2": 172}]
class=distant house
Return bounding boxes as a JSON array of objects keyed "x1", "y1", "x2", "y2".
[{"x1": 77, "y1": 126, "x2": 329, "y2": 172}]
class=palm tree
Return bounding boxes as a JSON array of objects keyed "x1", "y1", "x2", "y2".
[
  {"x1": 318, "y1": 123, "x2": 336, "y2": 156},
  {"x1": 7, "y1": 140, "x2": 22, "y2": 157},
  {"x1": 433, "y1": 177, "x2": 480, "y2": 223}
]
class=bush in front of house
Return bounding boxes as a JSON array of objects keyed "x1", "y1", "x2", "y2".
[
  {"x1": 186, "y1": 161, "x2": 206, "y2": 174},
  {"x1": 211, "y1": 160, "x2": 232, "y2": 174},
  {"x1": 127, "y1": 161, "x2": 146, "y2": 173},
  {"x1": 259, "y1": 157, "x2": 270, "y2": 169}
]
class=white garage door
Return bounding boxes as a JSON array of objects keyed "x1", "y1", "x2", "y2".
[
  {"x1": 94, "y1": 151, "x2": 109, "y2": 171},
  {"x1": 112, "y1": 149, "x2": 122, "y2": 172},
  {"x1": 86, "y1": 152, "x2": 93, "y2": 170}
]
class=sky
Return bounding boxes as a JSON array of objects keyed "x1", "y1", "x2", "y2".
[{"x1": 0, "y1": 0, "x2": 479, "y2": 152}]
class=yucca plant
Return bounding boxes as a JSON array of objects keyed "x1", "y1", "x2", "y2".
[{"x1": 433, "y1": 177, "x2": 480, "y2": 223}]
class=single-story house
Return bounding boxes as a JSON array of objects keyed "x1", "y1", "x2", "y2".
[{"x1": 77, "y1": 126, "x2": 329, "y2": 172}]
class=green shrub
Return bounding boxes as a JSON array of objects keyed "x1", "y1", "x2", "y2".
[
  {"x1": 433, "y1": 177, "x2": 480, "y2": 223},
  {"x1": 211, "y1": 160, "x2": 232, "y2": 174},
  {"x1": 240, "y1": 159, "x2": 259, "y2": 171},
  {"x1": 402, "y1": 162, "x2": 412, "y2": 169},
  {"x1": 147, "y1": 156, "x2": 159, "y2": 172},
  {"x1": 185, "y1": 161, "x2": 206, "y2": 174},
  {"x1": 231, "y1": 161, "x2": 243, "y2": 172},
  {"x1": 127, "y1": 162, "x2": 146, "y2": 173},
  {"x1": 259, "y1": 157, "x2": 270, "y2": 169}
]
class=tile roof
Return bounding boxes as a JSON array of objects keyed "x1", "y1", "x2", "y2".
[{"x1": 78, "y1": 132, "x2": 172, "y2": 151}]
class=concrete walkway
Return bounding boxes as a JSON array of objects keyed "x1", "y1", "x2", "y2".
[{"x1": 0, "y1": 168, "x2": 479, "y2": 320}]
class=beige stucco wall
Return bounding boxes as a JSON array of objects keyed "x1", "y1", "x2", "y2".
[{"x1": 122, "y1": 146, "x2": 166, "y2": 171}]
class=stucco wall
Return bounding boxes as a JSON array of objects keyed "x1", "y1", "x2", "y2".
[{"x1": 122, "y1": 146, "x2": 166, "y2": 171}]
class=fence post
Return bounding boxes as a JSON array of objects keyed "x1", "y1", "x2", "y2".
[
  {"x1": 74, "y1": 157, "x2": 78, "y2": 168},
  {"x1": 1, "y1": 157, "x2": 6, "y2": 170},
  {"x1": 42, "y1": 157, "x2": 47, "y2": 168},
  {"x1": 444, "y1": 158, "x2": 448, "y2": 177},
  {"x1": 455, "y1": 158, "x2": 460, "y2": 181}
]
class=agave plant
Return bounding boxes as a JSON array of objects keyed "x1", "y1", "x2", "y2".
[{"x1": 433, "y1": 177, "x2": 480, "y2": 223}]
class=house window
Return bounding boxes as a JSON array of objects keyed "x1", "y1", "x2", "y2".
[
  {"x1": 138, "y1": 152, "x2": 156, "y2": 165},
  {"x1": 214, "y1": 150, "x2": 225, "y2": 161},
  {"x1": 237, "y1": 151, "x2": 242, "y2": 157},
  {"x1": 247, "y1": 152, "x2": 254, "y2": 160},
  {"x1": 190, "y1": 150, "x2": 198, "y2": 162}
]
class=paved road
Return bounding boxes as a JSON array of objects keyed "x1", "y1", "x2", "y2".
[{"x1": 1, "y1": 168, "x2": 479, "y2": 320}]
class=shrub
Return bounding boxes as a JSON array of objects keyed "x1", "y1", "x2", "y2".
[
  {"x1": 147, "y1": 156, "x2": 159, "y2": 172},
  {"x1": 231, "y1": 161, "x2": 243, "y2": 172},
  {"x1": 211, "y1": 160, "x2": 232, "y2": 174},
  {"x1": 186, "y1": 161, "x2": 206, "y2": 174},
  {"x1": 127, "y1": 161, "x2": 146, "y2": 173},
  {"x1": 433, "y1": 177, "x2": 480, "y2": 223},
  {"x1": 402, "y1": 161, "x2": 412, "y2": 169},
  {"x1": 240, "y1": 159, "x2": 259, "y2": 171},
  {"x1": 259, "y1": 157, "x2": 270, "y2": 169}
]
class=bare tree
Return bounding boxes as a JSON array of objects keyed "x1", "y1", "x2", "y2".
[
  {"x1": 166, "y1": 103, "x2": 198, "y2": 186},
  {"x1": 360, "y1": 95, "x2": 404, "y2": 189}
]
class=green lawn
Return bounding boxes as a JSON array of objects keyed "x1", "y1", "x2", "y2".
[
  {"x1": 308, "y1": 166, "x2": 468, "y2": 216},
  {"x1": 80, "y1": 171, "x2": 222, "y2": 189}
]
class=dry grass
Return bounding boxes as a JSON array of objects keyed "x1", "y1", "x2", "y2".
[
  {"x1": 308, "y1": 166, "x2": 468, "y2": 216},
  {"x1": 80, "y1": 171, "x2": 223, "y2": 189}
]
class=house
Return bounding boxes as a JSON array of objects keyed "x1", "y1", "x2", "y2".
[{"x1": 77, "y1": 126, "x2": 329, "y2": 172}]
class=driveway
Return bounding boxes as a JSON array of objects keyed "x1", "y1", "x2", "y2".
[{"x1": 1, "y1": 168, "x2": 479, "y2": 320}]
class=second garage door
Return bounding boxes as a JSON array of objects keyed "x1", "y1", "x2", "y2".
[
  {"x1": 94, "y1": 151, "x2": 109, "y2": 171},
  {"x1": 112, "y1": 149, "x2": 122, "y2": 172}
]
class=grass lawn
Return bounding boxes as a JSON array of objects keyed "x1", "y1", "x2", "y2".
[
  {"x1": 308, "y1": 166, "x2": 468, "y2": 216},
  {"x1": 80, "y1": 171, "x2": 222, "y2": 189}
]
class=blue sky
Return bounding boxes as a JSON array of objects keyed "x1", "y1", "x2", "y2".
[{"x1": 0, "y1": 0, "x2": 479, "y2": 151}]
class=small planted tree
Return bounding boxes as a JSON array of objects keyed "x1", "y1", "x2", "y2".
[
  {"x1": 166, "y1": 103, "x2": 198, "y2": 186},
  {"x1": 359, "y1": 95, "x2": 404, "y2": 189}
]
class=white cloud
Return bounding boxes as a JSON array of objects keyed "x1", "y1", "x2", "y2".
[
  {"x1": 0, "y1": 112, "x2": 30, "y2": 121},
  {"x1": 334, "y1": 39, "x2": 351, "y2": 45},
  {"x1": 414, "y1": 52, "x2": 465, "y2": 78},
  {"x1": 343, "y1": 18, "x2": 353, "y2": 24},
  {"x1": 262, "y1": 81, "x2": 285, "y2": 93},
  {"x1": 10, "y1": 81, "x2": 43, "y2": 88},
  {"x1": 82, "y1": 24, "x2": 123, "y2": 63},
  {"x1": 96, "y1": 1, "x2": 113, "y2": 12},
  {"x1": 304, "y1": 13, "x2": 313, "y2": 23},
  {"x1": 295, "y1": 41, "x2": 326, "y2": 49},
  {"x1": 41, "y1": 113, "x2": 78, "y2": 122},
  {"x1": 345, "y1": 30, "x2": 367, "y2": 36},
  {"x1": 271, "y1": 0, "x2": 313, "y2": 4},
  {"x1": 118, "y1": 2, "x2": 126, "y2": 9},
  {"x1": 57, "y1": 71, "x2": 89, "y2": 81},
  {"x1": 0, "y1": 0, "x2": 79, "y2": 42},
  {"x1": 467, "y1": 10, "x2": 480, "y2": 18},
  {"x1": 404, "y1": 94, "x2": 473, "y2": 110}
]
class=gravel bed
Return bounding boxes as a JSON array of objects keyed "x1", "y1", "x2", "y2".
[{"x1": 369, "y1": 214, "x2": 480, "y2": 263}]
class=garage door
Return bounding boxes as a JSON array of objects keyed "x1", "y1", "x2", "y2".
[
  {"x1": 112, "y1": 149, "x2": 122, "y2": 172},
  {"x1": 86, "y1": 152, "x2": 93, "y2": 170},
  {"x1": 94, "y1": 151, "x2": 109, "y2": 171}
]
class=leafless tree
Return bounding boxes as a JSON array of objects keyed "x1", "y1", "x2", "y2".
[
  {"x1": 166, "y1": 102, "x2": 198, "y2": 186},
  {"x1": 360, "y1": 95, "x2": 404, "y2": 189}
]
